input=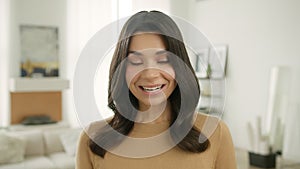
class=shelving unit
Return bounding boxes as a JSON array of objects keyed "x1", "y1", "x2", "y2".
[
  {"x1": 197, "y1": 77, "x2": 225, "y2": 116},
  {"x1": 9, "y1": 77, "x2": 69, "y2": 92}
]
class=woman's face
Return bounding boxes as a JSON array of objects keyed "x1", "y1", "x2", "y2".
[{"x1": 125, "y1": 33, "x2": 177, "y2": 111}]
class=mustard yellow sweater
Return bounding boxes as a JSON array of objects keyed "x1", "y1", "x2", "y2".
[{"x1": 76, "y1": 114, "x2": 237, "y2": 169}]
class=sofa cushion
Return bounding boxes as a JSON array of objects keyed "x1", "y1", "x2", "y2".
[
  {"x1": 8, "y1": 130, "x2": 45, "y2": 156},
  {"x1": 24, "y1": 156, "x2": 57, "y2": 169},
  {"x1": 43, "y1": 129, "x2": 68, "y2": 155},
  {"x1": 0, "y1": 156, "x2": 57, "y2": 169},
  {"x1": 59, "y1": 128, "x2": 81, "y2": 156},
  {"x1": 0, "y1": 132, "x2": 26, "y2": 164},
  {"x1": 48, "y1": 152, "x2": 75, "y2": 169}
]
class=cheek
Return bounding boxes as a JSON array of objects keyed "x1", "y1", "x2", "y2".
[
  {"x1": 162, "y1": 65, "x2": 175, "y2": 79},
  {"x1": 125, "y1": 66, "x2": 139, "y2": 86},
  {"x1": 126, "y1": 64, "x2": 176, "y2": 85}
]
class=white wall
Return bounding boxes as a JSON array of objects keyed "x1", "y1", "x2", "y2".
[
  {"x1": 185, "y1": 0, "x2": 300, "y2": 157},
  {"x1": 0, "y1": 0, "x2": 10, "y2": 127},
  {"x1": 132, "y1": 0, "x2": 170, "y2": 14},
  {"x1": 170, "y1": 0, "x2": 189, "y2": 19}
]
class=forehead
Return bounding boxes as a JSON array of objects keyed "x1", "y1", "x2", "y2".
[{"x1": 128, "y1": 33, "x2": 166, "y2": 51}]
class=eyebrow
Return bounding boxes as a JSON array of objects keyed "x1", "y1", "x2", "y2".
[
  {"x1": 128, "y1": 49, "x2": 168, "y2": 56},
  {"x1": 128, "y1": 51, "x2": 143, "y2": 56}
]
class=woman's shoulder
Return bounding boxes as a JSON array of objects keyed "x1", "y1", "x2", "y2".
[
  {"x1": 76, "y1": 118, "x2": 113, "y2": 168},
  {"x1": 194, "y1": 113, "x2": 236, "y2": 168},
  {"x1": 193, "y1": 112, "x2": 220, "y2": 129},
  {"x1": 193, "y1": 112, "x2": 231, "y2": 141},
  {"x1": 79, "y1": 116, "x2": 113, "y2": 140}
]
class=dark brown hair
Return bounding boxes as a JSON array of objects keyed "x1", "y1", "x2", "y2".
[{"x1": 89, "y1": 11, "x2": 209, "y2": 157}]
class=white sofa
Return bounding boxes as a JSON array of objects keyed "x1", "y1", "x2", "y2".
[{"x1": 0, "y1": 126, "x2": 81, "y2": 169}]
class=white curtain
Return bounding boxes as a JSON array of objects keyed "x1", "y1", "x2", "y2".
[{"x1": 65, "y1": 0, "x2": 134, "y2": 127}]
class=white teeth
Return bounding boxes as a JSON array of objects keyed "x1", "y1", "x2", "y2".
[{"x1": 142, "y1": 85, "x2": 163, "y2": 92}]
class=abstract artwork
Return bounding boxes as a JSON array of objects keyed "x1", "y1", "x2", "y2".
[{"x1": 20, "y1": 25, "x2": 59, "y2": 77}]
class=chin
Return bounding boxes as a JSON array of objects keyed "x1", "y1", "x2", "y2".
[{"x1": 139, "y1": 97, "x2": 168, "y2": 109}]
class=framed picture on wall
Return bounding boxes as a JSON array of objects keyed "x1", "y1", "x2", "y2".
[
  {"x1": 195, "y1": 48, "x2": 209, "y2": 78},
  {"x1": 209, "y1": 45, "x2": 228, "y2": 78},
  {"x1": 20, "y1": 25, "x2": 59, "y2": 77}
]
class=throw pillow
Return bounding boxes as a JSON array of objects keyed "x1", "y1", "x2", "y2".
[
  {"x1": 0, "y1": 132, "x2": 26, "y2": 164},
  {"x1": 43, "y1": 129, "x2": 67, "y2": 154},
  {"x1": 9, "y1": 130, "x2": 45, "y2": 156},
  {"x1": 59, "y1": 129, "x2": 81, "y2": 156}
]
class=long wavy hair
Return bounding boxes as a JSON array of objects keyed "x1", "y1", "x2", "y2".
[{"x1": 89, "y1": 11, "x2": 209, "y2": 158}]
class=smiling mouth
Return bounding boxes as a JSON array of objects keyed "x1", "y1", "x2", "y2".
[{"x1": 139, "y1": 85, "x2": 165, "y2": 92}]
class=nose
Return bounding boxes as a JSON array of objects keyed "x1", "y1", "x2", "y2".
[{"x1": 140, "y1": 68, "x2": 160, "y2": 79}]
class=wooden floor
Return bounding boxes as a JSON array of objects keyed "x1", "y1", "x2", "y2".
[{"x1": 236, "y1": 148, "x2": 300, "y2": 169}]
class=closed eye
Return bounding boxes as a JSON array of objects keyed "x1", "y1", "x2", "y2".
[
  {"x1": 127, "y1": 53, "x2": 143, "y2": 65},
  {"x1": 157, "y1": 59, "x2": 169, "y2": 64},
  {"x1": 128, "y1": 61, "x2": 143, "y2": 65},
  {"x1": 156, "y1": 52, "x2": 169, "y2": 64}
]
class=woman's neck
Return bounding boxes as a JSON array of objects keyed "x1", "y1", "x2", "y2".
[{"x1": 135, "y1": 101, "x2": 172, "y2": 124}]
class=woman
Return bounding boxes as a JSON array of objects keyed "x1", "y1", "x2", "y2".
[{"x1": 76, "y1": 11, "x2": 237, "y2": 169}]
